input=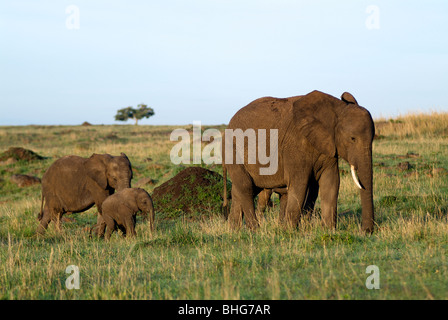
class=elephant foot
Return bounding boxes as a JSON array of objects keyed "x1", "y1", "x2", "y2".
[
  {"x1": 362, "y1": 225, "x2": 374, "y2": 235},
  {"x1": 280, "y1": 216, "x2": 299, "y2": 230},
  {"x1": 89, "y1": 224, "x2": 104, "y2": 239},
  {"x1": 36, "y1": 223, "x2": 49, "y2": 236},
  {"x1": 245, "y1": 219, "x2": 260, "y2": 231}
]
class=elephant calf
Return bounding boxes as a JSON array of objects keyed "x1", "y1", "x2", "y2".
[{"x1": 97, "y1": 188, "x2": 155, "y2": 240}]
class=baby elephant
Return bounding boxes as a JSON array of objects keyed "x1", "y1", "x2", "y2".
[{"x1": 99, "y1": 188, "x2": 155, "y2": 240}]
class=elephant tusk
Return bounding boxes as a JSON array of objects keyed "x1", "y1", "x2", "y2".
[{"x1": 351, "y1": 165, "x2": 364, "y2": 190}]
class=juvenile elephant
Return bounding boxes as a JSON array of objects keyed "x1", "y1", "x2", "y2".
[
  {"x1": 37, "y1": 153, "x2": 133, "y2": 235},
  {"x1": 97, "y1": 188, "x2": 155, "y2": 240},
  {"x1": 256, "y1": 181, "x2": 319, "y2": 220},
  {"x1": 255, "y1": 188, "x2": 287, "y2": 218},
  {"x1": 223, "y1": 90, "x2": 375, "y2": 233}
]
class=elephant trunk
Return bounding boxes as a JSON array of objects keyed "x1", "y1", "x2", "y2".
[
  {"x1": 146, "y1": 206, "x2": 155, "y2": 233},
  {"x1": 357, "y1": 156, "x2": 374, "y2": 234},
  {"x1": 116, "y1": 179, "x2": 131, "y2": 192},
  {"x1": 142, "y1": 199, "x2": 155, "y2": 233}
]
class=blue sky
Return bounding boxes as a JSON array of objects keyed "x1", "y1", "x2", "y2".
[{"x1": 1, "y1": 1, "x2": 447, "y2": 125}]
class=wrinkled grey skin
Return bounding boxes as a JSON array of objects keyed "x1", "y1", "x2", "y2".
[
  {"x1": 223, "y1": 90, "x2": 375, "y2": 233},
  {"x1": 95, "y1": 188, "x2": 155, "y2": 240},
  {"x1": 37, "y1": 153, "x2": 133, "y2": 235}
]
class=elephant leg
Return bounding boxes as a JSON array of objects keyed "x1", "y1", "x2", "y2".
[
  {"x1": 97, "y1": 222, "x2": 106, "y2": 238},
  {"x1": 91, "y1": 215, "x2": 106, "y2": 238},
  {"x1": 283, "y1": 182, "x2": 309, "y2": 228},
  {"x1": 238, "y1": 183, "x2": 258, "y2": 230},
  {"x1": 278, "y1": 193, "x2": 288, "y2": 223},
  {"x1": 228, "y1": 166, "x2": 258, "y2": 230},
  {"x1": 124, "y1": 216, "x2": 137, "y2": 238},
  {"x1": 37, "y1": 204, "x2": 52, "y2": 235},
  {"x1": 242, "y1": 192, "x2": 258, "y2": 230},
  {"x1": 318, "y1": 161, "x2": 340, "y2": 229},
  {"x1": 93, "y1": 189, "x2": 110, "y2": 215},
  {"x1": 256, "y1": 189, "x2": 272, "y2": 221},
  {"x1": 53, "y1": 212, "x2": 64, "y2": 232},
  {"x1": 103, "y1": 216, "x2": 116, "y2": 241},
  {"x1": 228, "y1": 192, "x2": 243, "y2": 230},
  {"x1": 95, "y1": 197, "x2": 107, "y2": 215},
  {"x1": 230, "y1": 190, "x2": 258, "y2": 230}
]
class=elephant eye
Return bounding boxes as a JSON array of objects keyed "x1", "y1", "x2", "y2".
[{"x1": 351, "y1": 137, "x2": 356, "y2": 142}]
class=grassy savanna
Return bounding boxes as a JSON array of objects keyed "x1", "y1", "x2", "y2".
[{"x1": 0, "y1": 113, "x2": 447, "y2": 300}]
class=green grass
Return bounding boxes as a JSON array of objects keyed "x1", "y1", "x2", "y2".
[{"x1": 0, "y1": 115, "x2": 447, "y2": 300}]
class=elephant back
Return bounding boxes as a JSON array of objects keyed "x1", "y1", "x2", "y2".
[{"x1": 228, "y1": 95, "x2": 303, "y2": 135}]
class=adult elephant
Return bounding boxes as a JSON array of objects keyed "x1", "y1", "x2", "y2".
[
  {"x1": 222, "y1": 90, "x2": 375, "y2": 233},
  {"x1": 37, "y1": 153, "x2": 133, "y2": 235}
]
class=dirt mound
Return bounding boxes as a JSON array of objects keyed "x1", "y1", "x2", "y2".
[
  {"x1": 0, "y1": 147, "x2": 45, "y2": 162},
  {"x1": 152, "y1": 166, "x2": 230, "y2": 219},
  {"x1": 81, "y1": 121, "x2": 92, "y2": 126},
  {"x1": 10, "y1": 174, "x2": 41, "y2": 187}
]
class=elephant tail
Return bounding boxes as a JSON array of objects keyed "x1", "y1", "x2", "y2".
[
  {"x1": 38, "y1": 194, "x2": 44, "y2": 221},
  {"x1": 222, "y1": 164, "x2": 229, "y2": 219}
]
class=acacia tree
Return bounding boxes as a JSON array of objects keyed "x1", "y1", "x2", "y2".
[{"x1": 115, "y1": 104, "x2": 155, "y2": 125}]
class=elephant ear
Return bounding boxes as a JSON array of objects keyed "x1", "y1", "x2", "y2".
[
  {"x1": 122, "y1": 192, "x2": 139, "y2": 212},
  {"x1": 85, "y1": 154, "x2": 109, "y2": 189},
  {"x1": 120, "y1": 152, "x2": 133, "y2": 179},
  {"x1": 341, "y1": 92, "x2": 358, "y2": 105},
  {"x1": 299, "y1": 116, "x2": 336, "y2": 158},
  {"x1": 120, "y1": 152, "x2": 130, "y2": 161},
  {"x1": 293, "y1": 90, "x2": 337, "y2": 158},
  {"x1": 135, "y1": 189, "x2": 149, "y2": 211},
  {"x1": 121, "y1": 189, "x2": 145, "y2": 212}
]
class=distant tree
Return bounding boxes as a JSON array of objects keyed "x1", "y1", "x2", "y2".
[{"x1": 115, "y1": 104, "x2": 155, "y2": 125}]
